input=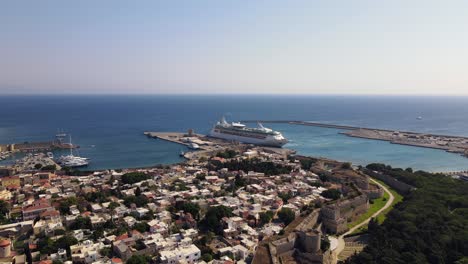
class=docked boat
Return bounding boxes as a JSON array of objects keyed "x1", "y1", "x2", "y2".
[
  {"x1": 56, "y1": 135, "x2": 89, "y2": 167},
  {"x1": 209, "y1": 117, "x2": 288, "y2": 147},
  {"x1": 188, "y1": 143, "x2": 200, "y2": 150}
]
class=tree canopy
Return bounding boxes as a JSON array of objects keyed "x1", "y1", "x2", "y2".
[
  {"x1": 209, "y1": 158, "x2": 291, "y2": 176},
  {"x1": 278, "y1": 208, "x2": 295, "y2": 226},
  {"x1": 202, "y1": 205, "x2": 233, "y2": 234},
  {"x1": 345, "y1": 164, "x2": 468, "y2": 264},
  {"x1": 121, "y1": 172, "x2": 151, "y2": 184},
  {"x1": 126, "y1": 255, "x2": 152, "y2": 264},
  {"x1": 321, "y1": 188, "x2": 341, "y2": 200}
]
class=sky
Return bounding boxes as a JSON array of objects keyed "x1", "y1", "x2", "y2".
[{"x1": 1, "y1": 0, "x2": 468, "y2": 95}]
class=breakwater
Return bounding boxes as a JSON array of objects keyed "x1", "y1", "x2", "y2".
[{"x1": 242, "y1": 120, "x2": 468, "y2": 158}]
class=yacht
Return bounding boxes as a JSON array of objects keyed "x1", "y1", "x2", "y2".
[
  {"x1": 57, "y1": 135, "x2": 89, "y2": 167},
  {"x1": 209, "y1": 117, "x2": 288, "y2": 147}
]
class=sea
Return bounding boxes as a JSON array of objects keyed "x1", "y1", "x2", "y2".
[{"x1": 1, "y1": 95, "x2": 468, "y2": 172}]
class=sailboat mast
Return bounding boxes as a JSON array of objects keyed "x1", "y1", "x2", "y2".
[{"x1": 69, "y1": 134, "x2": 73, "y2": 156}]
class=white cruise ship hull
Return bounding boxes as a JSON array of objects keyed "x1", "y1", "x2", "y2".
[{"x1": 209, "y1": 130, "x2": 288, "y2": 147}]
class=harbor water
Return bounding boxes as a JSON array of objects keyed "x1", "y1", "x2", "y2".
[{"x1": 1, "y1": 95, "x2": 468, "y2": 171}]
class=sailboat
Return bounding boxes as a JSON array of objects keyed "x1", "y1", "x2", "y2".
[{"x1": 57, "y1": 135, "x2": 89, "y2": 167}]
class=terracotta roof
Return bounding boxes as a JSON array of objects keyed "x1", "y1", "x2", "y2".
[
  {"x1": 81, "y1": 211, "x2": 92, "y2": 217},
  {"x1": 0, "y1": 239, "x2": 10, "y2": 247},
  {"x1": 115, "y1": 233, "x2": 129, "y2": 241},
  {"x1": 131, "y1": 230, "x2": 141, "y2": 235},
  {"x1": 23, "y1": 203, "x2": 52, "y2": 212},
  {"x1": 40, "y1": 210, "x2": 60, "y2": 218},
  {"x1": 111, "y1": 258, "x2": 123, "y2": 263},
  {"x1": 0, "y1": 176, "x2": 19, "y2": 181}
]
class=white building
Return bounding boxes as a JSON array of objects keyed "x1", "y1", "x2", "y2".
[
  {"x1": 70, "y1": 240, "x2": 105, "y2": 264},
  {"x1": 159, "y1": 244, "x2": 201, "y2": 264}
]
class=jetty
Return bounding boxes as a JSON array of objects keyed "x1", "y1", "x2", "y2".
[
  {"x1": 144, "y1": 131, "x2": 295, "y2": 160},
  {"x1": 0, "y1": 141, "x2": 78, "y2": 153},
  {"x1": 242, "y1": 120, "x2": 468, "y2": 158},
  {"x1": 144, "y1": 131, "x2": 233, "y2": 160}
]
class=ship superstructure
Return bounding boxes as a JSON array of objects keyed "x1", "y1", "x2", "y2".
[{"x1": 209, "y1": 117, "x2": 288, "y2": 147}]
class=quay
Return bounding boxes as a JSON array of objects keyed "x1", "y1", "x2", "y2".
[
  {"x1": 242, "y1": 120, "x2": 468, "y2": 158},
  {"x1": 0, "y1": 141, "x2": 78, "y2": 153},
  {"x1": 144, "y1": 131, "x2": 295, "y2": 160},
  {"x1": 144, "y1": 131, "x2": 232, "y2": 160},
  {"x1": 143, "y1": 132, "x2": 207, "y2": 147}
]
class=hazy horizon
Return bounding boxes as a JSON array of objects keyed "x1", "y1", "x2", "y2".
[{"x1": 2, "y1": 1, "x2": 468, "y2": 95}]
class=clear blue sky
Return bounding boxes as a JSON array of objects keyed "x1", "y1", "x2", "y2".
[{"x1": 1, "y1": 0, "x2": 468, "y2": 95}]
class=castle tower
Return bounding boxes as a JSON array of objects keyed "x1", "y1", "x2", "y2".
[{"x1": 0, "y1": 239, "x2": 11, "y2": 258}]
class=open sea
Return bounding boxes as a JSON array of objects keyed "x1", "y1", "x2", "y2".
[{"x1": 1, "y1": 95, "x2": 468, "y2": 172}]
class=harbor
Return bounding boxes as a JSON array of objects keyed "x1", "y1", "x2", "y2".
[
  {"x1": 144, "y1": 131, "x2": 232, "y2": 160},
  {"x1": 144, "y1": 130, "x2": 295, "y2": 160},
  {"x1": 242, "y1": 120, "x2": 468, "y2": 158}
]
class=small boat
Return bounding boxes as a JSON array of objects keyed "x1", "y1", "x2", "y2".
[
  {"x1": 188, "y1": 143, "x2": 200, "y2": 150},
  {"x1": 179, "y1": 151, "x2": 185, "y2": 157},
  {"x1": 417, "y1": 116, "x2": 423, "y2": 120}
]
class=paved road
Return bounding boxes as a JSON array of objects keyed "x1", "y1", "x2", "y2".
[{"x1": 331, "y1": 178, "x2": 395, "y2": 263}]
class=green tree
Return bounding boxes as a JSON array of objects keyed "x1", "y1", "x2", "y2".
[
  {"x1": 300, "y1": 159, "x2": 315, "y2": 170},
  {"x1": 259, "y1": 211, "x2": 274, "y2": 226},
  {"x1": 123, "y1": 195, "x2": 148, "y2": 207},
  {"x1": 126, "y1": 255, "x2": 151, "y2": 264},
  {"x1": 278, "y1": 208, "x2": 295, "y2": 225},
  {"x1": 178, "y1": 202, "x2": 201, "y2": 220},
  {"x1": 135, "y1": 187, "x2": 142, "y2": 197},
  {"x1": 133, "y1": 222, "x2": 150, "y2": 233},
  {"x1": 121, "y1": 172, "x2": 150, "y2": 184},
  {"x1": 108, "y1": 201, "x2": 120, "y2": 210},
  {"x1": 42, "y1": 164, "x2": 57, "y2": 171},
  {"x1": 70, "y1": 216, "x2": 92, "y2": 230},
  {"x1": 321, "y1": 189, "x2": 341, "y2": 200},
  {"x1": 202, "y1": 253, "x2": 213, "y2": 262},
  {"x1": 346, "y1": 164, "x2": 468, "y2": 264},
  {"x1": 202, "y1": 205, "x2": 233, "y2": 234},
  {"x1": 278, "y1": 192, "x2": 292, "y2": 203},
  {"x1": 341, "y1": 162, "x2": 352, "y2": 169},
  {"x1": 0, "y1": 200, "x2": 11, "y2": 223},
  {"x1": 55, "y1": 235, "x2": 78, "y2": 256},
  {"x1": 59, "y1": 197, "x2": 77, "y2": 214}
]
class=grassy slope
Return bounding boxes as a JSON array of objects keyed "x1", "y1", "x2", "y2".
[
  {"x1": 374, "y1": 178, "x2": 403, "y2": 223},
  {"x1": 349, "y1": 178, "x2": 403, "y2": 234}
]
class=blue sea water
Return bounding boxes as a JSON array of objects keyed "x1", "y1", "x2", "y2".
[{"x1": 1, "y1": 95, "x2": 468, "y2": 172}]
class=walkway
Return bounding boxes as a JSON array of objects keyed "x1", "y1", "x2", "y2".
[{"x1": 331, "y1": 178, "x2": 395, "y2": 263}]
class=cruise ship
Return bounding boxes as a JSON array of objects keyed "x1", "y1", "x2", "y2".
[{"x1": 209, "y1": 117, "x2": 288, "y2": 147}]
